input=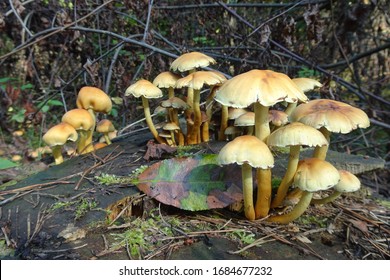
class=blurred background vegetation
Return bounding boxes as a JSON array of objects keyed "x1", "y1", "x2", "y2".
[{"x1": 0, "y1": 0, "x2": 389, "y2": 172}]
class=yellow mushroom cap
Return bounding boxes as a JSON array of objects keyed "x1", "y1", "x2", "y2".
[
  {"x1": 125, "y1": 79, "x2": 163, "y2": 99},
  {"x1": 292, "y1": 78, "x2": 322, "y2": 92},
  {"x1": 163, "y1": 122, "x2": 180, "y2": 131},
  {"x1": 267, "y1": 122, "x2": 328, "y2": 148},
  {"x1": 96, "y1": 119, "x2": 115, "y2": 134},
  {"x1": 290, "y1": 99, "x2": 370, "y2": 133},
  {"x1": 43, "y1": 122, "x2": 78, "y2": 147},
  {"x1": 215, "y1": 69, "x2": 304, "y2": 108},
  {"x1": 76, "y1": 86, "x2": 112, "y2": 114},
  {"x1": 153, "y1": 71, "x2": 181, "y2": 88},
  {"x1": 334, "y1": 170, "x2": 361, "y2": 193},
  {"x1": 160, "y1": 97, "x2": 189, "y2": 110},
  {"x1": 61, "y1": 108, "x2": 94, "y2": 131},
  {"x1": 228, "y1": 108, "x2": 249, "y2": 120},
  {"x1": 293, "y1": 158, "x2": 340, "y2": 192},
  {"x1": 175, "y1": 71, "x2": 226, "y2": 90},
  {"x1": 170, "y1": 51, "x2": 216, "y2": 72},
  {"x1": 217, "y1": 135, "x2": 274, "y2": 169}
]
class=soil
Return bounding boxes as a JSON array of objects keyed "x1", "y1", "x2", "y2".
[{"x1": 0, "y1": 130, "x2": 389, "y2": 260}]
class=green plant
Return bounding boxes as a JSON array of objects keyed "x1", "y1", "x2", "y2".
[{"x1": 75, "y1": 198, "x2": 97, "y2": 220}]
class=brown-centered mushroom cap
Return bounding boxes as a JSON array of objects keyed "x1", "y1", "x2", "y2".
[
  {"x1": 170, "y1": 52, "x2": 216, "y2": 72},
  {"x1": 234, "y1": 112, "x2": 255, "y2": 127},
  {"x1": 96, "y1": 119, "x2": 115, "y2": 134},
  {"x1": 215, "y1": 69, "x2": 301, "y2": 107},
  {"x1": 160, "y1": 97, "x2": 189, "y2": 110},
  {"x1": 292, "y1": 77, "x2": 322, "y2": 92},
  {"x1": 268, "y1": 110, "x2": 289, "y2": 127},
  {"x1": 43, "y1": 122, "x2": 78, "y2": 147},
  {"x1": 334, "y1": 170, "x2": 361, "y2": 193},
  {"x1": 175, "y1": 71, "x2": 226, "y2": 90},
  {"x1": 153, "y1": 71, "x2": 181, "y2": 89},
  {"x1": 290, "y1": 99, "x2": 370, "y2": 134}
]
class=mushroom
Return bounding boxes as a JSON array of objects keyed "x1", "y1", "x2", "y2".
[
  {"x1": 234, "y1": 111, "x2": 255, "y2": 135},
  {"x1": 268, "y1": 109, "x2": 289, "y2": 131},
  {"x1": 217, "y1": 135, "x2": 274, "y2": 220},
  {"x1": 267, "y1": 122, "x2": 329, "y2": 209},
  {"x1": 153, "y1": 71, "x2": 181, "y2": 99},
  {"x1": 290, "y1": 99, "x2": 370, "y2": 160},
  {"x1": 61, "y1": 108, "x2": 95, "y2": 154},
  {"x1": 175, "y1": 71, "x2": 226, "y2": 144},
  {"x1": 125, "y1": 79, "x2": 165, "y2": 144},
  {"x1": 42, "y1": 122, "x2": 78, "y2": 165},
  {"x1": 96, "y1": 119, "x2": 116, "y2": 145},
  {"x1": 162, "y1": 122, "x2": 180, "y2": 146},
  {"x1": 267, "y1": 158, "x2": 340, "y2": 224},
  {"x1": 76, "y1": 86, "x2": 112, "y2": 153},
  {"x1": 170, "y1": 52, "x2": 217, "y2": 138},
  {"x1": 311, "y1": 170, "x2": 361, "y2": 204},
  {"x1": 215, "y1": 69, "x2": 302, "y2": 142}
]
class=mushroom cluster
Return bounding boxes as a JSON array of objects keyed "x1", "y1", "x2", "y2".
[
  {"x1": 42, "y1": 86, "x2": 115, "y2": 164},
  {"x1": 123, "y1": 51, "x2": 369, "y2": 223}
]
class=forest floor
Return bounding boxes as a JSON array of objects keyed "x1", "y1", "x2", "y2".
[{"x1": 0, "y1": 131, "x2": 389, "y2": 260}]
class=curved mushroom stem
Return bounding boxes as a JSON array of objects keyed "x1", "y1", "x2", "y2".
[
  {"x1": 51, "y1": 145, "x2": 64, "y2": 165},
  {"x1": 267, "y1": 191, "x2": 313, "y2": 224},
  {"x1": 242, "y1": 163, "x2": 256, "y2": 221},
  {"x1": 218, "y1": 105, "x2": 229, "y2": 141},
  {"x1": 313, "y1": 127, "x2": 331, "y2": 160},
  {"x1": 201, "y1": 121, "x2": 209, "y2": 142},
  {"x1": 254, "y1": 103, "x2": 270, "y2": 142},
  {"x1": 311, "y1": 191, "x2": 341, "y2": 204},
  {"x1": 188, "y1": 89, "x2": 201, "y2": 144},
  {"x1": 76, "y1": 130, "x2": 90, "y2": 154},
  {"x1": 284, "y1": 102, "x2": 297, "y2": 116},
  {"x1": 141, "y1": 96, "x2": 165, "y2": 144},
  {"x1": 255, "y1": 168, "x2": 272, "y2": 218},
  {"x1": 271, "y1": 145, "x2": 301, "y2": 208}
]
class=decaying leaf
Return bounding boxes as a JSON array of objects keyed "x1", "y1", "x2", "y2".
[
  {"x1": 135, "y1": 154, "x2": 243, "y2": 211},
  {"x1": 143, "y1": 140, "x2": 177, "y2": 160}
]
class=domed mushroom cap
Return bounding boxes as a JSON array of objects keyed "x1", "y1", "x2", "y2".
[
  {"x1": 175, "y1": 71, "x2": 226, "y2": 90},
  {"x1": 76, "y1": 86, "x2": 112, "y2": 114},
  {"x1": 228, "y1": 108, "x2": 249, "y2": 120},
  {"x1": 170, "y1": 52, "x2": 216, "y2": 72},
  {"x1": 293, "y1": 158, "x2": 340, "y2": 192},
  {"x1": 334, "y1": 170, "x2": 361, "y2": 193},
  {"x1": 292, "y1": 78, "x2": 322, "y2": 92},
  {"x1": 291, "y1": 99, "x2": 370, "y2": 133},
  {"x1": 61, "y1": 108, "x2": 94, "y2": 131},
  {"x1": 267, "y1": 122, "x2": 328, "y2": 147},
  {"x1": 125, "y1": 79, "x2": 163, "y2": 99},
  {"x1": 43, "y1": 122, "x2": 78, "y2": 147},
  {"x1": 217, "y1": 135, "x2": 274, "y2": 169},
  {"x1": 234, "y1": 112, "x2": 255, "y2": 127},
  {"x1": 96, "y1": 119, "x2": 115, "y2": 134},
  {"x1": 163, "y1": 122, "x2": 180, "y2": 131},
  {"x1": 153, "y1": 71, "x2": 181, "y2": 89},
  {"x1": 215, "y1": 69, "x2": 304, "y2": 108}
]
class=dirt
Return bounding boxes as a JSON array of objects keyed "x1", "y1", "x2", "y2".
[{"x1": 0, "y1": 130, "x2": 389, "y2": 260}]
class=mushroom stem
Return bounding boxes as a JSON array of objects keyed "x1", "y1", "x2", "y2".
[
  {"x1": 201, "y1": 121, "x2": 209, "y2": 142},
  {"x1": 242, "y1": 163, "x2": 256, "y2": 221},
  {"x1": 218, "y1": 105, "x2": 229, "y2": 141},
  {"x1": 267, "y1": 191, "x2": 313, "y2": 224},
  {"x1": 254, "y1": 103, "x2": 270, "y2": 142},
  {"x1": 76, "y1": 130, "x2": 90, "y2": 154},
  {"x1": 103, "y1": 133, "x2": 112, "y2": 145},
  {"x1": 310, "y1": 191, "x2": 342, "y2": 204},
  {"x1": 51, "y1": 145, "x2": 64, "y2": 165},
  {"x1": 271, "y1": 145, "x2": 301, "y2": 208},
  {"x1": 142, "y1": 96, "x2": 165, "y2": 144},
  {"x1": 313, "y1": 127, "x2": 331, "y2": 160},
  {"x1": 82, "y1": 108, "x2": 96, "y2": 154},
  {"x1": 284, "y1": 102, "x2": 297, "y2": 116},
  {"x1": 188, "y1": 89, "x2": 201, "y2": 144},
  {"x1": 255, "y1": 168, "x2": 272, "y2": 218}
]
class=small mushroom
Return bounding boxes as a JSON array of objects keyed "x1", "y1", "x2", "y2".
[
  {"x1": 291, "y1": 99, "x2": 370, "y2": 160},
  {"x1": 42, "y1": 122, "x2": 78, "y2": 165},
  {"x1": 96, "y1": 119, "x2": 116, "y2": 145},
  {"x1": 125, "y1": 79, "x2": 165, "y2": 144},
  {"x1": 218, "y1": 135, "x2": 274, "y2": 220},
  {"x1": 267, "y1": 158, "x2": 340, "y2": 224},
  {"x1": 61, "y1": 108, "x2": 94, "y2": 154},
  {"x1": 311, "y1": 170, "x2": 361, "y2": 204}
]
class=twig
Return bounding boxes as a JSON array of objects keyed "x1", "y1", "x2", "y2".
[
  {"x1": 0, "y1": 181, "x2": 73, "y2": 197},
  {"x1": 8, "y1": 0, "x2": 33, "y2": 38}
]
